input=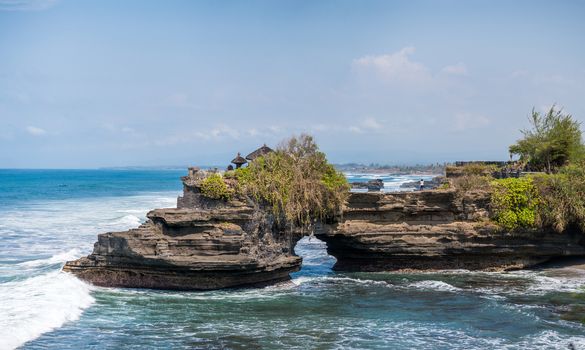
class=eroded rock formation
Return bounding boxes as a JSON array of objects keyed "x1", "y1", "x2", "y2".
[
  {"x1": 316, "y1": 189, "x2": 585, "y2": 271},
  {"x1": 63, "y1": 168, "x2": 302, "y2": 290},
  {"x1": 65, "y1": 167, "x2": 585, "y2": 289}
]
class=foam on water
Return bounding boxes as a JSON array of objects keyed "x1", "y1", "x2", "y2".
[
  {"x1": 345, "y1": 173, "x2": 438, "y2": 192},
  {"x1": 3, "y1": 170, "x2": 585, "y2": 349},
  {"x1": 0, "y1": 191, "x2": 180, "y2": 349},
  {"x1": 18, "y1": 248, "x2": 82, "y2": 268},
  {"x1": 407, "y1": 280, "x2": 463, "y2": 292},
  {"x1": 291, "y1": 275, "x2": 389, "y2": 287},
  {"x1": 0, "y1": 271, "x2": 94, "y2": 350},
  {"x1": 106, "y1": 214, "x2": 143, "y2": 228}
]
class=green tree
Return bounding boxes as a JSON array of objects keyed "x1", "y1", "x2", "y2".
[
  {"x1": 509, "y1": 106, "x2": 584, "y2": 173},
  {"x1": 235, "y1": 134, "x2": 349, "y2": 228}
]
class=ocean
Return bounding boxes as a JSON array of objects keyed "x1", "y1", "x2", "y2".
[{"x1": 1, "y1": 169, "x2": 584, "y2": 349}]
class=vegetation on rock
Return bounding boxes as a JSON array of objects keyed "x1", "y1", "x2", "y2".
[
  {"x1": 490, "y1": 177, "x2": 539, "y2": 231},
  {"x1": 200, "y1": 173, "x2": 233, "y2": 200},
  {"x1": 449, "y1": 163, "x2": 497, "y2": 194},
  {"x1": 533, "y1": 162, "x2": 585, "y2": 233},
  {"x1": 233, "y1": 134, "x2": 349, "y2": 228},
  {"x1": 449, "y1": 106, "x2": 585, "y2": 233}
]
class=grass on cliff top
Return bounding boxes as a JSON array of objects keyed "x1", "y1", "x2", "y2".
[{"x1": 533, "y1": 162, "x2": 585, "y2": 233}]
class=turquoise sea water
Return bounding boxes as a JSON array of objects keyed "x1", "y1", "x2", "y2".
[{"x1": 1, "y1": 169, "x2": 585, "y2": 349}]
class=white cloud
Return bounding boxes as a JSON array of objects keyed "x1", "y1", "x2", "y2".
[
  {"x1": 453, "y1": 112, "x2": 490, "y2": 131},
  {"x1": 309, "y1": 124, "x2": 328, "y2": 132},
  {"x1": 246, "y1": 128, "x2": 260, "y2": 137},
  {"x1": 441, "y1": 63, "x2": 468, "y2": 76},
  {"x1": 349, "y1": 117, "x2": 383, "y2": 134},
  {"x1": 25, "y1": 126, "x2": 47, "y2": 136},
  {"x1": 153, "y1": 124, "x2": 288, "y2": 147},
  {"x1": 0, "y1": 0, "x2": 58, "y2": 11},
  {"x1": 353, "y1": 47, "x2": 469, "y2": 88},
  {"x1": 209, "y1": 124, "x2": 240, "y2": 139},
  {"x1": 348, "y1": 126, "x2": 363, "y2": 134},
  {"x1": 362, "y1": 117, "x2": 382, "y2": 129},
  {"x1": 353, "y1": 47, "x2": 432, "y2": 85}
]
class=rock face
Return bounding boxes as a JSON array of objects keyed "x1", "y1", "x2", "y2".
[
  {"x1": 63, "y1": 169, "x2": 302, "y2": 290},
  {"x1": 65, "y1": 167, "x2": 585, "y2": 289},
  {"x1": 316, "y1": 190, "x2": 585, "y2": 271}
]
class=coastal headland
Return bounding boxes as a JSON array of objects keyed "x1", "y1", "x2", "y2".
[{"x1": 64, "y1": 165, "x2": 585, "y2": 290}]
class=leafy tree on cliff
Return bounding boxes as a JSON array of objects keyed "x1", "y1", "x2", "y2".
[
  {"x1": 234, "y1": 134, "x2": 349, "y2": 229},
  {"x1": 509, "y1": 106, "x2": 584, "y2": 173}
]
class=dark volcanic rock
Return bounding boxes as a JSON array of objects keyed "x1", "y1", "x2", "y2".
[
  {"x1": 350, "y1": 179, "x2": 384, "y2": 192},
  {"x1": 316, "y1": 190, "x2": 585, "y2": 272},
  {"x1": 65, "y1": 166, "x2": 585, "y2": 287},
  {"x1": 63, "y1": 169, "x2": 302, "y2": 290}
]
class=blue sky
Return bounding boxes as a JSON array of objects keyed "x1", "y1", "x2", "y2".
[{"x1": 1, "y1": 0, "x2": 584, "y2": 168}]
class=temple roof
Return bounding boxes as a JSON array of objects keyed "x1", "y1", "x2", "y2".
[
  {"x1": 231, "y1": 153, "x2": 247, "y2": 165},
  {"x1": 245, "y1": 144, "x2": 274, "y2": 161}
]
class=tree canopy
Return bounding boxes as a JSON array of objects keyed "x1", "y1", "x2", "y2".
[
  {"x1": 509, "y1": 106, "x2": 584, "y2": 173},
  {"x1": 229, "y1": 134, "x2": 349, "y2": 229}
]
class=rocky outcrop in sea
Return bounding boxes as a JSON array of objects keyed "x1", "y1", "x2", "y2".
[
  {"x1": 63, "y1": 168, "x2": 302, "y2": 290},
  {"x1": 316, "y1": 189, "x2": 585, "y2": 271},
  {"x1": 65, "y1": 168, "x2": 585, "y2": 290}
]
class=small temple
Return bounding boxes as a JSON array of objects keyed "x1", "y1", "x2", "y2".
[
  {"x1": 245, "y1": 144, "x2": 274, "y2": 161},
  {"x1": 229, "y1": 144, "x2": 274, "y2": 170},
  {"x1": 231, "y1": 152, "x2": 247, "y2": 169}
]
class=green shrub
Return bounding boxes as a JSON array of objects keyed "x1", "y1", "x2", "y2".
[
  {"x1": 235, "y1": 134, "x2": 350, "y2": 227},
  {"x1": 200, "y1": 173, "x2": 233, "y2": 200},
  {"x1": 490, "y1": 177, "x2": 539, "y2": 231},
  {"x1": 438, "y1": 182, "x2": 451, "y2": 190},
  {"x1": 533, "y1": 162, "x2": 585, "y2": 232}
]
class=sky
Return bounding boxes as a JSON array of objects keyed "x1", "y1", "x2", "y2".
[{"x1": 0, "y1": 0, "x2": 584, "y2": 168}]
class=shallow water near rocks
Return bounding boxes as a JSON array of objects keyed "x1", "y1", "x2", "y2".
[{"x1": 1, "y1": 169, "x2": 585, "y2": 349}]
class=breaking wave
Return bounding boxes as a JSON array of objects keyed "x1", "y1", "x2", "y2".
[
  {"x1": 0, "y1": 191, "x2": 180, "y2": 349},
  {"x1": 0, "y1": 271, "x2": 95, "y2": 350}
]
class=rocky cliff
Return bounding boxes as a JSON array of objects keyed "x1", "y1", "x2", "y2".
[
  {"x1": 63, "y1": 168, "x2": 302, "y2": 290},
  {"x1": 64, "y1": 168, "x2": 585, "y2": 289},
  {"x1": 316, "y1": 190, "x2": 585, "y2": 271}
]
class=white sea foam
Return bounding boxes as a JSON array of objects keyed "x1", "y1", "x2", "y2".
[
  {"x1": 291, "y1": 275, "x2": 388, "y2": 287},
  {"x1": 0, "y1": 191, "x2": 179, "y2": 349},
  {"x1": 18, "y1": 248, "x2": 82, "y2": 268},
  {"x1": 107, "y1": 214, "x2": 143, "y2": 228},
  {"x1": 407, "y1": 280, "x2": 462, "y2": 292},
  {"x1": 0, "y1": 271, "x2": 95, "y2": 350},
  {"x1": 504, "y1": 330, "x2": 585, "y2": 349}
]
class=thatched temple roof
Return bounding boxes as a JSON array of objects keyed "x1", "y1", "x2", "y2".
[
  {"x1": 246, "y1": 144, "x2": 274, "y2": 161},
  {"x1": 231, "y1": 153, "x2": 247, "y2": 165}
]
